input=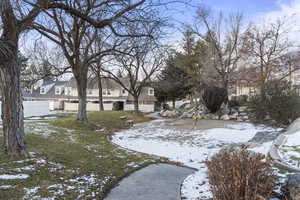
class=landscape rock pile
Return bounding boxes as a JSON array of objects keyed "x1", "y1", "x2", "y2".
[{"x1": 159, "y1": 103, "x2": 251, "y2": 122}]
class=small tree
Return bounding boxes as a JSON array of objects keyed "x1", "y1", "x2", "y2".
[
  {"x1": 202, "y1": 86, "x2": 227, "y2": 113},
  {"x1": 249, "y1": 80, "x2": 300, "y2": 125},
  {"x1": 154, "y1": 53, "x2": 192, "y2": 108}
]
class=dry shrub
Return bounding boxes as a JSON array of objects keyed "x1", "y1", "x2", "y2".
[{"x1": 205, "y1": 148, "x2": 276, "y2": 200}]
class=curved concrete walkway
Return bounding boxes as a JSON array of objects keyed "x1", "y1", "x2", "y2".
[{"x1": 105, "y1": 163, "x2": 195, "y2": 200}]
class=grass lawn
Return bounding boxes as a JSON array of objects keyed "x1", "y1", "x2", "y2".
[{"x1": 0, "y1": 111, "x2": 160, "y2": 200}]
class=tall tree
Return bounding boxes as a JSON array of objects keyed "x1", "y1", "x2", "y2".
[
  {"x1": 33, "y1": 0, "x2": 161, "y2": 122},
  {"x1": 103, "y1": 38, "x2": 165, "y2": 112},
  {"x1": 0, "y1": 0, "x2": 164, "y2": 157},
  {"x1": 89, "y1": 33, "x2": 122, "y2": 111},
  {"x1": 243, "y1": 19, "x2": 298, "y2": 98},
  {"x1": 192, "y1": 7, "x2": 246, "y2": 93},
  {"x1": 0, "y1": 0, "x2": 47, "y2": 157},
  {"x1": 154, "y1": 53, "x2": 192, "y2": 108}
]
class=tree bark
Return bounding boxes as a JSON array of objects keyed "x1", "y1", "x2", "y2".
[
  {"x1": 172, "y1": 99, "x2": 176, "y2": 109},
  {"x1": 96, "y1": 71, "x2": 104, "y2": 111},
  {"x1": 73, "y1": 67, "x2": 88, "y2": 123},
  {"x1": 0, "y1": 52, "x2": 28, "y2": 157},
  {"x1": 133, "y1": 95, "x2": 139, "y2": 113}
]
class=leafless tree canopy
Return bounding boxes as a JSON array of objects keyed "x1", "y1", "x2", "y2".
[{"x1": 191, "y1": 7, "x2": 246, "y2": 91}]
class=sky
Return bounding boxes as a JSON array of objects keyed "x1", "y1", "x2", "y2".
[{"x1": 164, "y1": 0, "x2": 300, "y2": 44}]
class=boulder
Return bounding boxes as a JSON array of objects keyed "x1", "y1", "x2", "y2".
[
  {"x1": 179, "y1": 103, "x2": 192, "y2": 110},
  {"x1": 221, "y1": 114, "x2": 230, "y2": 121},
  {"x1": 220, "y1": 103, "x2": 230, "y2": 115},
  {"x1": 239, "y1": 112, "x2": 248, "y2": 116},
  {"x1": 283, "y1": 174, "x2": 300, "y2": 200},
  {"x1": 229, "y1": 108, "x2": 239, "y2": 115},
  {"x1": 229, "y1": 113, "x2": 238, "y2": 120},
  {"x1": 126, "y1": 120, "x2": 134, "y2": 126},
  {"x1": 160, "y1": 110, "x2": 178, "y2": 118},
  {"x1": 237, "y1": 117, "x2": 244, "y2": 122},
  {"x1": 120, "y1": 116, "x2": 127, "y2": 120},
  {"x1": 212, "y1": 115, "x2": 219, "y2": 120},
  {"x1": 181, "y1": 112, "x2": 193, "y2": 118},
  {"x1": 242, "y1": 115, "x2": 249, "y2": 120}
]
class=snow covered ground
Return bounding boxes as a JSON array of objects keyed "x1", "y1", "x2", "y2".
[{"x1": 112, "y1": 118, "x2": 279, "y2": 200}]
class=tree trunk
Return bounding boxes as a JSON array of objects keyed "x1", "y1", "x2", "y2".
[
  {"x1": 172, "y1": 99, "x2": 176, "y2": 109},
  {"x1": 0, "y1": 53, "x2": 28, "y2": 157},
  {"x1": 73, "y1": 67, "x2": 88, "y2": 123},
  {"x1": 97, "y1": 72, "x2": 104, "y2": 111},
  {"x1": 133, "y1": 95, "x2": 139, "y2": 113}
]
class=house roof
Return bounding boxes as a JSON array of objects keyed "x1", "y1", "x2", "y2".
[{"x1": 66, "y1": 77, "x2": 130, "y2": 90}]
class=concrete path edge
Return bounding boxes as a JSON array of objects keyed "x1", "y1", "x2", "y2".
[{"x1": 268, "y1": 118, "x2": 300, "y2": 172}]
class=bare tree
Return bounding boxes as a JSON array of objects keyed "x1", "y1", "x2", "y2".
[
  {"x1": 88, "y1": 33, "x2": 123, "y2": 111},
  {"x1": 192, "y1": 7, "x2": 246, "y2": 93},
  {"x1": 0, "y1": 0, "x2": 49, "y2": 157},
  {"x1": 0, "y1": 0, "x2": 166, "y2": 156},
  {"x1": 243, "y1": 19, "x2": 299, "y2": 97},
  {"x1": 103, "y1": 39, "x2": 165, "y2": 112},
  {"x1": 33, "y1": 0, "x2": 162, "y2": 123}
]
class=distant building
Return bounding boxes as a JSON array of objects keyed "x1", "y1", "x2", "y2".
[
  {"x1": 24, "y1": 77, "x2": 157, "y2": 112},
  {"x1": 234, "y1": 51, "x2": 300, "y2": 97}
]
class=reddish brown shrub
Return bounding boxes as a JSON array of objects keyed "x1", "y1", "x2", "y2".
[{"x1": 205, "y1": 148, "x2": 276, "y2": 200}]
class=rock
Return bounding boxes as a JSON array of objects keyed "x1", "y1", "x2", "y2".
[
  {"x1": 229, "y1": 108, "x2": 239, "y2": 115},
  {"x1": 242, "y1": 115, "x2": 249, "y2": 120},
  {"x1": 120, "y1": 116, "x2": 127, "y2": 120},
  {"x1": 221, "y1": 114, "x2": 230, "y2": 120},
  {"x1": 160, "y1": 110, "x2": 178, "y2": 118},
  {"x1": 181, "y1": 112, "x2": 193, "y2": 118},
  {"x1": 220, "y1": 103, "x2": 230, "y2": 115},
  {"x1": 239, "y1": 112, "x2": 248, "y2": 116},
  {"x1": 179, "y1": 103, "x2": 193, "y2": 110},
  {"x1": 229, "y1": 115, "x2": 237, "y2": 120},
  {"x1": 211, "y1": 114, "x2": 219, "y2": 120},
  {"x1": 237, "y1": 117, "x2": 244, "y2": 122},
  {"x1": 96, "y1": 128, "x2": 106, "y2": 132},
  {"x1": 283, "y1": 174, "x2": 300, "y2": 200},
  {"x1": 126, "y1": 120, "x2": 134, "y2": 126}
]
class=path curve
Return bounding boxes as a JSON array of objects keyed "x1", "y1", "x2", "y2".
[{"x1": 104, "y1": 163, "x2": 195, "y2": 200}]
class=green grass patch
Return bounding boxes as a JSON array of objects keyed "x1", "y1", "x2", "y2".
[{"x1": 0, "y1": 111, "x2": 157, "y2": 200}]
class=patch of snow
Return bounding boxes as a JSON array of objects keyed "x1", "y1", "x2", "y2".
[
  {"x1": 0, "y1": 185, "x2": 15, "y2": 189},
  {"x1": 112, "y1": 119, "x2": 277, "y2": 200},
  {"x1": 14, "y1": 165, "x2": 35, "y2": 172},
  {"x1": 0, "y1": 174, "x2": 29, "y2": 180},
  {"x1": 23, "y1": 187, "x2": 41, "y2": 200}
]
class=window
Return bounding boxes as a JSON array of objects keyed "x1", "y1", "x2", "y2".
[
  {"x1": 103, "y1": 89, "x2": 111, "y2": 96},
  {"x1": 40, "y1": 87, "x2": 46, "y2": 94},
  {"x1": 88, "y1": 89, "x2": 93, "y2": 95},
  {"x1": 121, "y1": 89, "x2": 127, "y2": 95},
  {"x1": 148, "y1": 88, "x2": 154, "y2": 96},
  {"x1": 107, "y1": 89, "x2": 111, "y2": 95},
  {"x1": 55, "y1": 87, "x2": 61, "y2": 95}
]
